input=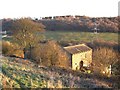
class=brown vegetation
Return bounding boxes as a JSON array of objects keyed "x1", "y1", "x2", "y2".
[
  {"x1": 2, "y1": 41, "x2": 24, "y2": 58},
  {"x1": 31, "y1": 40, "x2": 69, "y2": 68},
  {"x1": 3, "y1": 18, "x2": 45, "y2": 59},
  {"x1": 92, "y1": 47, "x2": 118, "y2": 74}
]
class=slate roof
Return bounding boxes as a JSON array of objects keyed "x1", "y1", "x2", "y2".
[{"x1": 64, "y1": 44, "x2": 92, "y2": 54}]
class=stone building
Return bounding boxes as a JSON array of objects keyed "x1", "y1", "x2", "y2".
[{"x1": 64, "y1": 44, "x2": 92, "y2": 70}]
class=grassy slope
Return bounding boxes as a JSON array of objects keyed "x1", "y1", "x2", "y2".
[{"x1": 0, "y1": 56, "x2": 116, "y2": 88}]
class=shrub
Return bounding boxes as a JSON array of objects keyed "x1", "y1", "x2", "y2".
[
  {"x1": 31, "y1": 40, "x2": 69, "y2": 68},
  {"x1": 2, "y1": 41, "x2": 13, "y2": 55},
  {"x1": 2, "y1": 41, "x2": 24, "y2": 58},
  {"x1": 92, "y1": 47, "x2": 118, "y2": 75}
]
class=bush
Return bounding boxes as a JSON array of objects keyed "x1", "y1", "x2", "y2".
[
  {"x1": 92, "y1": 47, "x2": 118, "y2": 75},
  {"x1": 2, "y1": 41, "x2": 13, "y2": 55},
  {"x1": 2, "y1": 41, "x2": 24, "y2": 58},
  {"x1": 31, "y1": 40, "x2": 69, "y2": 68}
]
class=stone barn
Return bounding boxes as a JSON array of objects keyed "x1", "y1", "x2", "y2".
[{"x1": 64, "y1": 44, "x2": 92, "y2": 70}]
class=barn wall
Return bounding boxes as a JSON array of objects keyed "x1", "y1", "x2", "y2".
[
  {"x1": 66, "y1": 52, "x2": 72, "y2": 69},
  {"x1": 72, "y1": 50, "x2": 92, "y2": 70}
]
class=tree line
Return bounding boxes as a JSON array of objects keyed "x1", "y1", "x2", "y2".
[{"x1": 38, "y1": 16, "x2": 119, "y2": 33}]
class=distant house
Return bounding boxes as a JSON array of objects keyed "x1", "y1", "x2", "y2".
[{"x1": 64, "y1": 44, "x2": 92, "y2": 70}]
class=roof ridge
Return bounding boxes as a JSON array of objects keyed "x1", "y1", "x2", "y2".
[{"x1": 64, "y1": 44, "x2": 86, "y2": 48}]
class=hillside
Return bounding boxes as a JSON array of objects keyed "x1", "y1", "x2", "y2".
[
  {"x1": 37, "y1": 16, "x2": 119, "y2": 33},
  {"x1": 1, "y1": 56, "x2": 117, "y2": 88},
  {"x1": 2, "y1": 16, "x2": 119, "y2": 34}
]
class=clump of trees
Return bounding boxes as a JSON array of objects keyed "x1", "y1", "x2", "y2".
[
  {"x1": 31, "y1": 40, "x2": 69, "y2": 68},
  {"x1": 2, "y1": 18, "x2": 70, "y2": 68},
  {"x1": 39, "y1": 16, "x2": 119, "y2": 32},
  {"x1": 4, "y1": 18, "x2": 45, "y2": 58}
]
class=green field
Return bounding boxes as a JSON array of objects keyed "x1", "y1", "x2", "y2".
[
  {"x1": 44, "y1": 31, "x2": 118, "y2": 43},
  {"x1": 3, "y1": 31, "x2": 118, "y2": 43}
]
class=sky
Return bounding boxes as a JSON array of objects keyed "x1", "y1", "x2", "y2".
[{"x1": 0, "y1": 0, "x2": 119, "y2": 19}]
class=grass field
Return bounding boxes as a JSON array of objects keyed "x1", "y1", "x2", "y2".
[
  {"x1": 2, "y1": 31, "x2": 118, "y2": 43},
  {"x1": 44, "y1": 31, "x2": 118, "y2": 43}
]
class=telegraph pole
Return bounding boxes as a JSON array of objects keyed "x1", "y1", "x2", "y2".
[
  {"x1": 92, "y1": 23, "x2": 99, "y2": 34},
  {"x1": 91, "y1": 22, "x2": 99, "y2": 44}
]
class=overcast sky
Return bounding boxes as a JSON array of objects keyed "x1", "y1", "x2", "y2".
[{"x1": 0, "y1": 0, "x2": 119, "y2": 19}]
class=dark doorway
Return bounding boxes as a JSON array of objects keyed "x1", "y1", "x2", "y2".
[{"x1": 79, "y1": 61, "x2": 83, "y2": 70}]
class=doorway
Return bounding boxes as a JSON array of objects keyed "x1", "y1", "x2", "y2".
[{"x1": 79, "y1": 61, "x2": 83, "y2": 70}]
